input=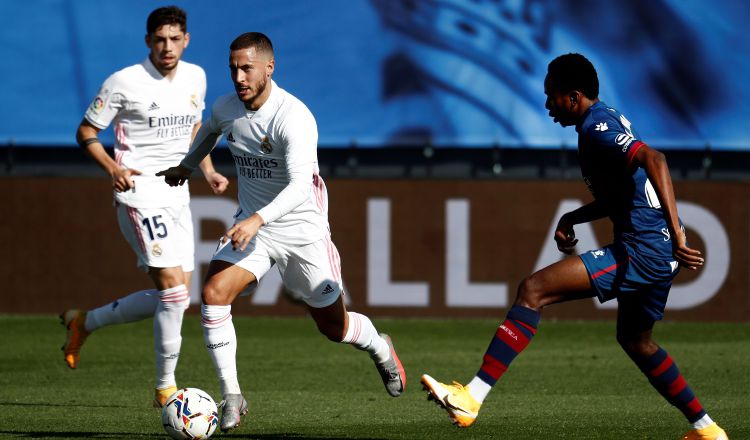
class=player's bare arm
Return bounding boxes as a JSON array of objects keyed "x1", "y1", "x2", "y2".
[
  {"x1": 199, "y1": 157, "x2": 229, "y2": 194},
  {"x1": 632, "y1": 143, "x2": 704, "y2": 270},
  {"x1": 223, "y1": 213, "x2": 265, "y2": 251},
  {"x1": 554, "y1": 200, "x2": 607, "y2": 254},
  {"x1": 191, "y1": 122, "x2": 229, "y2": 194},
  {"x1": 76, "y1": 119, "x2": 141, "y2": 192}
]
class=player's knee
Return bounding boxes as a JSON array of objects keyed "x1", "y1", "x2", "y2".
[
  {"x1": 201, "y1": 282, "x2": 226, "y2": 306},
  {"x1": 616, "y1": 332, "x2": 656, "y2": 356},
  {"x1": 516, "y1": 275, "x2": 543, "y2": 308},
  {"x1": 150, "y1": 266, "x2": 186, "y2": 289}
]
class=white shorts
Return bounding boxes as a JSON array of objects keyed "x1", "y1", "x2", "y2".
[
  {"x1": 212, "y1": 233, "x2": 342, "y2": 308},
  {"x1": 116, "y1": 203, "x2": 195, "y2": 272}
]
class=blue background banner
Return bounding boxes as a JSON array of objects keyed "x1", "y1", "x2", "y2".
[{"x1": 1, "y1": 0, "x2": 749, "y2": 149}]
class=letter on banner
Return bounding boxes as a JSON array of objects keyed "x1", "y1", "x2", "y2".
[
  {"x1": 596, "y1": 201, "x2": 729, "y2": 310},
  {"x1": 445, "y1": 199, "x2": 507, "y2": 307},
  {"x1": 367, "y1": 199, "x2": 429, "y2": 306},
  {"x1": 665, "y1": 201, "x2": 729, "y2": 309}
]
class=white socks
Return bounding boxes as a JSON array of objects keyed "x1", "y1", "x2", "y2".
[
  {"x1": 85, "y1": 289, "x2": 160, "y2": 332},
  {"x1": 692, "y1": 414, "x2": 715, "y2": 430},
  {"x1": 202, "y1": 304, "x2": 240, "y2": 396},
  {"x1": 154, "y1": 285, "x2": 189, "y2": 390},
  {"x1": 467, "y1": 376, "x2": 493, "y2": 403},
  {"x1": 341, "y1": 312, "x2": 390, "y2": 363}
]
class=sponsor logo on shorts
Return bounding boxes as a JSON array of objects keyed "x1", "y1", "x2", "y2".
[
  {"x1": 152, "y1": 243, "x2": 163, "y2": 257},
  {"x1": 321, "y1": 284, "x2": 335, "y2": 295}
]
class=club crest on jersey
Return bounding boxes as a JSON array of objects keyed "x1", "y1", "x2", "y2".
[
  {"x1": 260, "y1": 136, "x2": 273, "y2": 154},
  {"x1": 151, "y1": 244, "x2": 163, "y2": 257},
  {"x1": 190, "y1": 94, "x2": 198, "y2": 109}
]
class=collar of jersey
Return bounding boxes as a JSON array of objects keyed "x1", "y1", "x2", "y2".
[
  {"x1": 142, "y1": 57, "x2": 180, "y2": 82},
  {"x1": 576, "y1": 101, "x2": 606, "y2": 133}
]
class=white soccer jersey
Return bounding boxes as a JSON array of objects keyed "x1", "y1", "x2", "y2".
[
  {"x1": 185, "y1": 81, "x2": 328, "y2": 245},
  {"x1": 84, "y1": 57, "x2": 206, "y2": 208}
]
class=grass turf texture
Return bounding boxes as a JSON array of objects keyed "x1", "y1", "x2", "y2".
[{"x1": 0, "y1": 315, "x2": 747, "y2": 439}]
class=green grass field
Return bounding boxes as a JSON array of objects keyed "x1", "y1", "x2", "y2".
[{"x1": 1, "y1": 315, "x2": 748, "y2": 439}]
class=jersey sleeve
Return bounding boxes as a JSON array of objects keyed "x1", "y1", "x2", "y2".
[
  {"x1": 584, "y1": 113, "x2": 644, "y2": 167},
  {"x1": 196, "y1": 67, "x2": 207, "y2": 123},
  {"x1": 256, "y1": 104, "x2": 318, "y2": 224},
  {"x1": 84, "y1": 74, "x2": 125, "y2": 130}
]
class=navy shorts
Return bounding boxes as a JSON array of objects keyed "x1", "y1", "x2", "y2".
[{"x1": 579, "y1": 242, "x2": 679, "y2": 321}]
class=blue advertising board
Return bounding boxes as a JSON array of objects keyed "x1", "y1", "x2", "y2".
[{"x1": 1, "y1": 0, "x2": 748, "y2": 149}]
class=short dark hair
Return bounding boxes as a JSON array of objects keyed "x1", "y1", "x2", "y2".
[
  {"x1": 230, "y1": 32, "x2": 274, "y2": 57},
  {"x1": 146, "y1": 6, "x2": 187, "y2": 35},
  {"x1": 547, "y1": 53, "x2": 599, "y2": 99}
]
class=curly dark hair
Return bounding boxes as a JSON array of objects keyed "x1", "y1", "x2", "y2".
[
  {"x1": 547, "y1": 53, "x2": 599, "y2": 99},
  {"x1": 146, "y1": 6, "x2": 187, "y2": 35}
]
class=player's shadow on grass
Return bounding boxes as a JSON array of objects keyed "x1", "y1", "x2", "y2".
[
  {"x1": 222, "y1": 434, "x2": 388, "y2": 440},
  {"x1": 0, "y1": 432, "x2": 389, "y2": 439},
  {"x1": 0, "y1": 432, "x2": 163, "y2": 438},
  {"x1": 0, "y1": 401, "x2": 131, "y2": 409}
]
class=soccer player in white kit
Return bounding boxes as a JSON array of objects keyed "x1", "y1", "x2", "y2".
[
  {"x1": 61, "y1": 6, "x2": 229, "y2": 407},
  {"x1": 158, "y1": 32, "x2": 406, "y2": 432}
]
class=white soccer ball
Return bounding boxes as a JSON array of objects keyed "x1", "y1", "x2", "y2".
[{"x1": 161, "y1": 387, "x2": 219, "y2": 439}]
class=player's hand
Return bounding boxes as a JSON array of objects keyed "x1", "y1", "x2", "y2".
[
  {"x1": 205, "y1": 171, "x2": 229, "y2": 194},
  {"x1": 222, "y1": 213, "x2": 264, "y2": 251},
  {"x1": 554, "y1": 215, "x2": 578, "y2": 254},
  {"x1": 673, "y1": 229, "x2": 704, "y2": 270},
  {"x1": 111, "y1": 167, "x2": 141, "y2": 192},
  {"x1": 156, "y1": 165, "x2": 192, "y2": 187}
]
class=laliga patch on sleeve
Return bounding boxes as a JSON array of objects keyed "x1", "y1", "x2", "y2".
[{"x1": 88, "y1": 88, "x2": 110, "y2": 115}]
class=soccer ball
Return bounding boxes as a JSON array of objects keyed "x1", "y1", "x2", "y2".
[{"x1": 161, "y1": 387, "x2": 219, "y2": 439}]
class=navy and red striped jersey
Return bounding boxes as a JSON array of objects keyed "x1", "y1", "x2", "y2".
[{"x1": 575, "y1": 101, "x2": 677, "y2": 259}]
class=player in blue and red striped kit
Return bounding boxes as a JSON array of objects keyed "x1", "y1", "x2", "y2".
[{"x1": 421, "y1": 53, "x2": 728, "y2": 440}]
